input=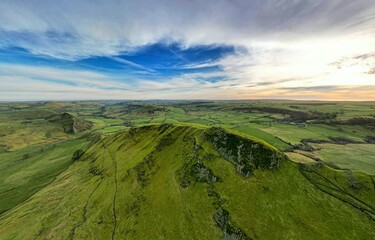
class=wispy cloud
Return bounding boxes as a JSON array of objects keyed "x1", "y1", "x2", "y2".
[
  {"x1": 1, "y1": 0, "x2": 374, "y2": 59},
  {"x1": 0, "y1": 64, "x2": 131, "y2": 88},
  {"x1": 110, "y1": 57, "x2": 156, "y2": 73},
  {"x1": 0, "y1": 0, "x2": 374, "y2": 100}
]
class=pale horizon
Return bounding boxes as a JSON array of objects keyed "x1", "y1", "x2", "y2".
[{"x1": 1, "y1": 0, "x2": 375, "y2": 101}]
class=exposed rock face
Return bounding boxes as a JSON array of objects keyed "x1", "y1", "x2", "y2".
[
  {"x1": 177, "y1": 143, "x2": 220, "y2": 188},
  {"x1": 214, "y1": 207, "x2": 252, "y2": 240},
  {"x1": 1, "y1": 124, "x2": 374, "y2": 240},
  {"x1": 205, "y1": 127, "x2": 284, "y2": 176}
]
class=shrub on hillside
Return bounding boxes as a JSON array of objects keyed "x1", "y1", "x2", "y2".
[{"x1": 72, "y1": 149, "x2": 84, "y2": 162}]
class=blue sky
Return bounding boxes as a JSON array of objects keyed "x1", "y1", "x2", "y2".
[{"x1": 0, "y1": 0, "x2": 375, "y2": 100}]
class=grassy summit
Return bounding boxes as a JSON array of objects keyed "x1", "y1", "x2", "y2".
[
  {"x1": 47, "y1": 112, "x2": 93, "y2": 134},
  {"x1": 0, "y1": 124, "x2": 374, "y2": 239}
]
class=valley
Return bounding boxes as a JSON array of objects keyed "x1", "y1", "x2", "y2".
[{"x1": 0, "y1": 101, "x2": 374, "y2": 239}]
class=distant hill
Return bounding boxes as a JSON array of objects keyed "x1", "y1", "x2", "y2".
[
  {"x1": 47, "y1": 112, "x2": 93, "y2": 134},
  {"x1": 44, "y1": 101, "x2": 76, "y2": 109},
  {"x1": 0, "y1": 124, "x2": 373, "y2": 239}
]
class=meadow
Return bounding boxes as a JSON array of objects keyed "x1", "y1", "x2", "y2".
[
  {"x1": 1, "y1": 100, "x2": 374, "y2": 177},
  {"x1": 0, "y1": 100, "x2": 374, "y2": 239},
  {"x1": 0, "y1": 125, "x2": 374, "y2": 239},
  {"x1": 51, "y1": 100, "x2": 375, "y2": 173}
]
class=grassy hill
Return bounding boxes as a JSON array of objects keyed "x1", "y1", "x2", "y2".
[
  {"x1": 0, "y1": 124, "x2": 374, "y2": 239},
  {"x1": 0, "y1": 138, "x2": 91, "y2": 214},
  {"x1": 47, "y1": 112, "x2": 93, "y2": 134}
]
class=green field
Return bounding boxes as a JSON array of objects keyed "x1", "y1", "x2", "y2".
[
  {"x1": 313, "y1": 143, "x2": 375, "y2": 175},
  {"x1": 0, "y1": 139, "x2": 91, "y2": 214},
  {"x1": 0, "y1": 125, "x2": 374, "y2": 239},
  {"x1": 0, "y1": 101, "x2": 374, "y2": 239}
]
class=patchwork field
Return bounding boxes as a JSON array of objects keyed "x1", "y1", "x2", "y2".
[{"x1": 0, "y1": 100, "x2": 374, "y2": 239}]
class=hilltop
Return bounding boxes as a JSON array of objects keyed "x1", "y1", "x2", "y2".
[
  {"x1": 0, "y1": 124, "x2": 373, "y2": 239},
  {"x1": 47, "y1": 112, "x2": 93, "y2": 134}
]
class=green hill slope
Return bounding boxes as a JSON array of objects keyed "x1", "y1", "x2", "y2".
[
  {"x1": 0, "y1": 124, "x2": 374, "y2": 239},
  {"x1": 47, "y1": 112, "x2": 93, "y2": 134}
]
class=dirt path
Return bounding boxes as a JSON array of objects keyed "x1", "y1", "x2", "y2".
[
  {"x1": 70, "y1": 147, "x2": 106, "y2": 240},
  {"x1": 107, "y1": 146, "x2": 118, "y2": 240}
]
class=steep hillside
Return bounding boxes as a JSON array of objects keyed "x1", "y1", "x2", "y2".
[
  {"x1": 0, "y1": 139, "x2": 91, "y2": 214},
  {"x1": 0, "y1": 124, "x2": 374, "y2": 239},
  {"x1": 47, "y1": 112, "x2": 93, "y2": 134}
]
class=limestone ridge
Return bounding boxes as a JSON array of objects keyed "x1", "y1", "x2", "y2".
[
  {"x1": 1, "y1": 124, "x2": 374, "y2": 240},
  {"x1": 205, "y1": 127, "x2": 284, "y2": 176}
]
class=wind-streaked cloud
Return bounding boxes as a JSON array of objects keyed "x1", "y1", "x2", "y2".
[{"x1": 0, "y1": 0, "x2": 374, "y2": 100}]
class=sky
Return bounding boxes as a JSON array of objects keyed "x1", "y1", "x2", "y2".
[{"x1": 0, "y1": 0, "x2": 375, "y2": 101}]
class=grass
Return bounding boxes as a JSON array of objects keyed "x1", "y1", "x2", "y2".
[
  {"x1": 0, "y1": 138, "x2": 90, "y2": 214},
  {"x1": 0, "y1": 101, "x2": 374, "y2": 239},
  {"x1": 1, "y1": 100, "x2": 374, "y2": 175},
  {"x1": 312, "y1": 143, "x2": 375, "y2": 175},
  {"x1": 260, "y1": 123, "x2": 368, "y2": 145},
  {"x1": 207, "y1": 158, "x2": 373, "y2": 239},
  {"x1": 232, "y1": 125, "x2": 290, "y2": 150},
  {"x1": 285, "y1": 152, "x2": 317, "y2": 164},
  {"x1": 0, "y1": 125, "x2": 373, "y2": 239}
]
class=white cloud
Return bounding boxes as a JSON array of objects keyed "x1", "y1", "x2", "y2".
[
  {"x1": 0, "y1": 0, "x2": 375, "y2": 100},
  {"x1": 0, "y1": 63, "x2": 374, "y2": 101},
  {"x1": 0, "y1": 64, "x2": 131, "y2": 89},
  {"x1": 215, "y1": 34, "x2": 375, "y2": 90},
  {"x1": 1, "y1": 0, "x2": 374, "y2": 59}
]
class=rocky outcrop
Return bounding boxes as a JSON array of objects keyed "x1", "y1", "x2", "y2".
[{"x1": 205, "y1": 127, "x2": 285, "y2": 177}]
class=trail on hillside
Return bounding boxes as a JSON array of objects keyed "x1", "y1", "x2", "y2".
[
  {"x1": 69, "y1": 178, "x2": 103, "y2": 240},
  {"x1": 1, "y1": 125, "x2": 374, "y2": 239},
  {"x1": 106, "y1": 144, "x2": 118, "y2": 240},
  {"x1": 299, "y1": 166, "x2": 375, "y2": 220},
  {"x1": 70, "y1": 144, "x2": 107, "y2": 240}
]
